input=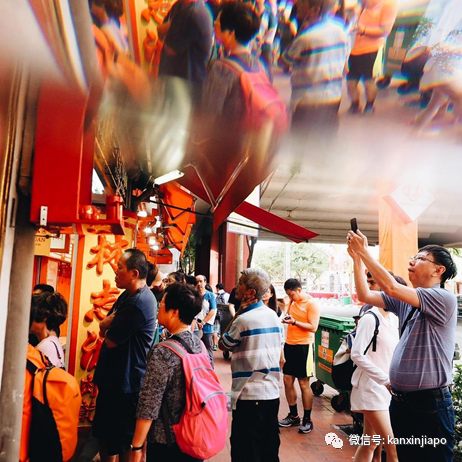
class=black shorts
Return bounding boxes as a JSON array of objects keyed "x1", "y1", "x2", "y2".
[
  {"x1": 283, "y1": 343, "x2": 311, "y2": 378},
  {"x1": 347, "y1": 51, "x2": 379, "y2": 80},
  {"x1": 93, "y1": 390, "x2": 139, "y2": 455}
]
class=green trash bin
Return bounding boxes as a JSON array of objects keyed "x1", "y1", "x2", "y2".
[{"x1": 311, "y1": 314, "x2": 356, "y2": 412}]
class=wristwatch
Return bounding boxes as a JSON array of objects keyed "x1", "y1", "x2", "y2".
[
  {"x1": 292, "y1": 320, "x2": 296, "y2": 326},
  {"x1": 131, "y1": 444, "x2": 143, "y2": 451}
]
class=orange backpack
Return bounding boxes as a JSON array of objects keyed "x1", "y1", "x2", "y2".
[{"x1": 25, "y1": 348, "x2": 81, "y2": 461}]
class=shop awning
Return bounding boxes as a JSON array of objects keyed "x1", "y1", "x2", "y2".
[
  {"x1": 178, "y1": 129, "x2": 279, "y2": 231},
  {"x1": 234, "y1": 201, "x2": 318, "y2": 243},
  {"x1": 158, "y1": 182, "x2": 196, "y2": 257}
]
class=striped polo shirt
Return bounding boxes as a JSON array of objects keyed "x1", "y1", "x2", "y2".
[
  {"x1": 282, "y1": 16, "x2": 348, "y2": 109},
  {"x1": 382, "y1": 285, "x2": 457, "y2": 391},
  {"x1": 222, "y1": 301, "x2": 283, "y2": 410}
]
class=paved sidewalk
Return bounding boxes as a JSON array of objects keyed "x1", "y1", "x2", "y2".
[{"x1": 211, "y1": 350, "x2": 358, "y2": 462}]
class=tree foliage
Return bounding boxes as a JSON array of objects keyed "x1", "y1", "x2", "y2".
[{"x1": 253, "y1": 242, "x2": 329, "y2": 288}]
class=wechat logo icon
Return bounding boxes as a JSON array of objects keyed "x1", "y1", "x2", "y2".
[{"x1": 325, "y1": 432, "x2": 344, "y2": 449}]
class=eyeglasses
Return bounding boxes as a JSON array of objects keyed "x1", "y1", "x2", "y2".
[{"x1": 409, "y1": 255, "x2": 438, "y2": 265}]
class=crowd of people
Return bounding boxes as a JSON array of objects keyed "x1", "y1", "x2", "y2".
[{"x1": 20, "y1": 229, "x2": 460, "y2": 461}]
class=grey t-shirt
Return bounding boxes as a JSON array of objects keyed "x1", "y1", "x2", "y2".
[{"x1": 382, "y1": 285, "x2": 457, "y2": 392}]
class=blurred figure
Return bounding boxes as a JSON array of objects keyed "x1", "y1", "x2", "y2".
[
  {"x1": 202, "y1": 1, "x2": 261, "y2": 121},
  {"x1": 194, "y1": 275, "x2": 217, "y2": 367},
  {"x1": 262, "y1": 283, "x2": 283, "y2": 317},
  {"x1": 30, "y1": 293, "x2": 68, "y2": 368},
  {"x1": 213, "y1": 283, "x2": 230, "y2": 350},
  {"x1": 215, "y1": 283, "x2": 230, "y2": 304},
  {"x1": 347, "y1": 0, "x2": 398, "y2": 114},
  {"x1": 166, "y1": 271, "x2": 186, "y2": 285},
  {"x1": 413, "y1": 16, "x2": 462, "y2": 131},
  {"x1": 254, "y1": 0, "x2": 278, "y2": 80},
  {"x1": 279, "y1": 0, "x2": 348, "y2": 134},
  {"x1": 158, "y1": 0, "x2": 214, "y2": 106}
]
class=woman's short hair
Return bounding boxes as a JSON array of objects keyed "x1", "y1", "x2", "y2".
[
  {"x1": 168, "y1": 271, "x2": 186, "y2": 284},
  {"x1": 220, "y1": 2, "x2": 260, "y2": 45},
  {"x1": 33, "y1": 292, "x2": 68, "y2": 332},
  {"x1": 164, "y1": 283, "x2": 202, "y2": 324}
]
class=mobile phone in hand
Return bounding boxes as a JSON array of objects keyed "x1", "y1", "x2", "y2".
[
  {"x1": 284, "y1": 315, "x2": 291, "y2": 321},
  {"x1": 350, "y1": 218, "x2": 358, "y2": 233}
]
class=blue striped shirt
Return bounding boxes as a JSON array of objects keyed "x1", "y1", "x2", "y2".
[
  {"x1": 282, "y1": 16, "x2": 348, "y2": 109},
  {"x1": 222, "y1": 301, "x2": 283, "y2": 409}
]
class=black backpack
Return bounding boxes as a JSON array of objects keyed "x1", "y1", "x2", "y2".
[{"x1": 331, "y1": 311, "x2": 380, "y2": 391}]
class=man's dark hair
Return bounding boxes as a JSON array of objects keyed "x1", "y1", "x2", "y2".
[
  {"x1": 164, "y1": 283, "x2": 202, "y2": 324},
  {"x1": 33, "y1": 292, "x2": 68, "y2": 332},
  {"x1": 393, "y1": 275, "x2": 408, "y2": 286},
  {"x1": 284, "y1": 278, "x2": 302, "y2": 291},
  {"x1": 146, "y1": 262, "x2": 158, "y2": 286},
  {"x1": 33, "y1": 284, "x2": 55, "y2": 294},
  {"x1": 220, "y1": 2, "x2": 260, "y2": 45},
  {"x1": 186, "y1": 275, "x2": 197, "y2": 286},
  {"x1": 298, "y1": 0, "x2": 338, "y2": 17},
  {"x1": 216, "y1": 283, "x2": 225, "y2": 290},
  {"x1": 420, "y1": 245, "x2": 457, "y2": 283},
  {"x1": 124, "y1": 249, "x2": 149, "y2": 279}
]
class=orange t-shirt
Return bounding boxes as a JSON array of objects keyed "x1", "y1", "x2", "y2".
[
  {"x1": 351, "y1": 0, "x2": 398, "y2": 55},
  {"x1": 286, "y1": 294, "x2": 320, "y2": 345}
]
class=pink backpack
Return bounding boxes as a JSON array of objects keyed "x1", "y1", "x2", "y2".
[
  {"x1": 223, "y1": 57, "x2": 289, "y2": 135},
  {"x1": 159, "y1": 338, "x2": 229, "y2": 460}
]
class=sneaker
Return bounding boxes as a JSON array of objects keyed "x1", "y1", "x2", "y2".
[
  {"x1": 213, "y1": 345, "x2": 218, "y2": 351},
  {"x1": 397, "y1": 80, "x2": 419, "y2": 95},
  {"x1": 376, "y1": 75, "x2": 391, "y2": 89},
  {"x1": 298, "y1": 419, "x2": 314, "y2": 434},
  {"x1": 348, "y1": 103, "x2": 361, "y2": 115},
  {"x1": 363, "y1": 102, "x2": 375, "y2": 114},
  {"x1": 278, "y1": 414, "x2": 301, "y2": 427}
]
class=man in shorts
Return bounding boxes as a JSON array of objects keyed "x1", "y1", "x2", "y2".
[
  {"x1": 347, "y1": 0, "x2": 398, "y2": 114},
  {"x1": 279, "y1": 278, "x2": 320, "y2": 434}
]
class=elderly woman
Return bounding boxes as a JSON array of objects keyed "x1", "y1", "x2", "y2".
[
  {"x1": 130, "y1": 283, "x2": 203, "y2": 462},
  {"x1": 29, "y1": 292, "x2": 68, "y2": 368}
]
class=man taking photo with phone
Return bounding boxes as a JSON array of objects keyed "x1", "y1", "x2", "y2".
[
  {"x1": 347, "y1": 229, "x2": 457, "y2": 461},
  {"x1": 279, "y1": 279, "x2": 320, "y2": 434}
]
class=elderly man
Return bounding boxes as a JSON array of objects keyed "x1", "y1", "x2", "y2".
[
  {"x1": 219, "y1": 268, "x2": 283, "y2": 462},
  {"x1": 348, "y1": 230, "x2": 457, "y2": 461},
  {"x1": 93, "y1": 249, "x2": 157, "y2": 462}
]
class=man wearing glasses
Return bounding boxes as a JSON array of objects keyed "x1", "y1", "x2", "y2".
[{"x1": 347, "y1": 230, "x2": 457, "y2": 461}]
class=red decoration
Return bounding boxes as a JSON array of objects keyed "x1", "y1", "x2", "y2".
[
  {"x1": 79, "y1": 398, "x2": 97, "y2": 422},
  {"x1": 87, "y1": 235, "x2": 129, "y2": 275},
  {"x1": 84, "y1": 279, "x2": 120, "y2": 322},
  {"x1": 80, "y1": 374, "x2": 98, "y2": 399},
  {"x1": 80, "y1": 331, "x2": 104, "y2": 371}
]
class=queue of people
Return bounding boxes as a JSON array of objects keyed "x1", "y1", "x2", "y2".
[{"x1": 21, "y1": 231, "x2": 459, "y2": 461}]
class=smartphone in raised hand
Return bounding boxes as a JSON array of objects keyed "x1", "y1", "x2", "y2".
[{"x1": 350, "y1": 218, "x2": 358, "y2": 234}]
